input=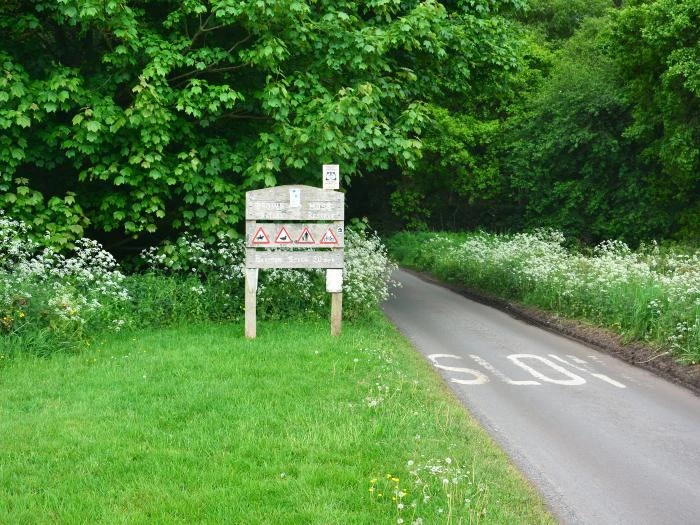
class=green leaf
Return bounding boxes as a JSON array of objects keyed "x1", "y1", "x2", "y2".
[{"x1": 15, "y1": 114, "x2": 31, "y2": 128}]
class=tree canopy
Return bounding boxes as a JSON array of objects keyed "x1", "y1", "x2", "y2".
[
  {"x1": 377, "y1": 0, "x2": 700, "y2": 244},
  {"x1": 609, "y1": 0, "x2": 700, "y2": 237},
  {"x1": 0, "y1": 0, "x2": 524, "y2": 246},
  {"x1": 3, "y1": 0, "x2": 699, "y2": 247}
]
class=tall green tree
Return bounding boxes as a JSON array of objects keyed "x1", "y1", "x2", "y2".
[
  {"x1": 518, "y1": 0, "x2": 613, "y2": 42},
  {"x1": 501, "y1": 17, "x2": 667, "y2": 243},
  {"x1": 609, "y1": 0, "x2": 700, "y2": 238},
  {"x1": 381, "y1": 1, "x2": 528, "y2": 232},
  {"x1": 486, "y1": 0, "x2": 699, "y2": 244},
  {"x1": 381, "y1": 2, "x2": 624, "y2": 234},
  {"x1": 0, "y1": 0, "x2": 525, "y2": 246}
]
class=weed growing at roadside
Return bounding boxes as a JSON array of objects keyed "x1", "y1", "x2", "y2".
[
  {"x1": 357, "y1": 340, "x2": 490, "y2": 524},
  {"x1": 389, "y1": 230, "x2": 700, "y2": 364},
  {"x1": 1, "y1": 213, "x2": 129, "y2": 355},
  {"x1": 369, "y1": 459, "x2": 489, "y2": 525},
  {"x1": 137, "y1": 222, "x2": 399, "y2": 320},
  {"x1": 345, "y1": 225, "x2": 400, "y2": 316}
]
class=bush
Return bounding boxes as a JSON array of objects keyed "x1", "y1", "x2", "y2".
[
  {"x1": 1, "y1": 213, "x2": 397, "y2": 358},
  {"x1": 1, "y1": 213, "x2": 130, "y2": 356},
  {"x1": 137, "y1": 222, "x2": 398, "y2": 320}
]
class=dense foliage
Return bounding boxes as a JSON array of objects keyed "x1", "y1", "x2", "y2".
[
  {"x1": 502, "y1": 17, "x2": 660, "y2": 242},
  {"x1": 0, "y1": 0, "x2": 524, "y2": 247},
  {"x1": 609, "y1": 0, "x2": 700, "y2": 238},
  {"x1": 2, "y1": 0, "x2": 698, "y2": 247},
  {"x1": 510, "y1": 0, "x2": 699, "y2": 243},
  {"x1": 357, "y1": 0, "x2": 700, "y2": 244}
]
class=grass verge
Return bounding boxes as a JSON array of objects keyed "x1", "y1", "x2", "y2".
[
  {"x1": 0, "y1": 317, "x2": 553, "y2": 524},
  {"x1": 388, "y1": 231, "x2": 700, "y2": 365}
]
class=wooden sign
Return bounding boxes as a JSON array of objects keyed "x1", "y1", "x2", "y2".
[
  {"x1": 246, "y1": 185, "x2": 343, "y2": 221},
  {"x1": 246, "y1": 250, "x2": 344, "y2": 269},
  {"x1": 245, "y1": 184, "x2": 344, "y2": 338},
  {"x1": 246, "y1": 221, "x2": 345, "y2": 248}
]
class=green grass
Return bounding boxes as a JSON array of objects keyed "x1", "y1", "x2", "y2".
[
  {"x1": 0, "y1": 317, "x2": 553, "y2": 524},
  {"x1": 388, "y1": 231, "x2": 700, "y2": 364}
]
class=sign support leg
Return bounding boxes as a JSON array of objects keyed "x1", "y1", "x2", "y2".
[
  {"x1": 331, "y1": 292, "x2": 342, "y2": 336},
  {"x1": 245, "y1": 268, "x2": 259, "y2": 339},
  {"x1": 326, "y1": 269, "x2": 343, "y2": 337}
]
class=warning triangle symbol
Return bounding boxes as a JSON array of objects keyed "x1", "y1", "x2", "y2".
[
  {"x1": 320, "y1": 227, "x2": 339, "y2": 245},
  {"x1": 252, "y1": 226, "x2": 270, "y2": 245},
  {"x1": 275, "y1": 226, "x2": 292, "y2": 244},
  {"x1": 296, "y1": 227, "x2": 315, "y2": 244}
]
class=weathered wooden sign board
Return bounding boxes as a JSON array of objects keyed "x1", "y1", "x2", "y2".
[
  {"x1": 245, "y1": 184, "x2": 344, "y2": 338},
  {"x1": 246, "y1": 221, "x2": 345, "y2": 250}
]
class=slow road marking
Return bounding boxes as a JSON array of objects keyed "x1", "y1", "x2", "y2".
[{"x1": 428, "y1": 353, "x2": 627, "y2": 388}]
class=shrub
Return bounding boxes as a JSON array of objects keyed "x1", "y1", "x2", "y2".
[
  {"x1": 137, "y1": 222, "x2": 399, "y2": 320},
  {"x1": 1, "y1": 213, "x2": 397, "y2": 357},
  {"x1": 1, "y1": 213, "x2": 129, "y2": 356}
]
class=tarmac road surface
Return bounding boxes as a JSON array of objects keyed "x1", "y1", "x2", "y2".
[{"x1": 383, "y1": 269, "x2": 700, "y2": 525}]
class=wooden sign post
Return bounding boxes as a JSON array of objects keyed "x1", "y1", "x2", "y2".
[{"x1": 245, "y1": 184, "x2": 344, "y2": 338}]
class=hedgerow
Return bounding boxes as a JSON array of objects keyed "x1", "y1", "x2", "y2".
[
  {"x1": 1, "y1": 212, "x2": 396, "y2": 358},
  {"x1": 389, "y1": 230, "x2": 700, "y2": 364}
]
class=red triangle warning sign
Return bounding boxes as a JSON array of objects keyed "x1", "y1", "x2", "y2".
[
  {"x1": 251, "y1": 226, "x2": 270, "y2": 245},
  {"x1": 320, "y1": 227, "x2": 339, "y2": 245},
  {"x1": 275, "y1": 226, "x2": 292, "y2": 244},
  {"x1": 296, "y1": 227, "x2": 315, "y2": 244}
]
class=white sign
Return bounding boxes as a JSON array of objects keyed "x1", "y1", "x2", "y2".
[
  {"x1": 323, "y1": 164, "x2": 340, "y2": 190},
  {"x1": 289, "y1": 188, "x2": 301, "y2": 208},
  {"x1": 326, "y1": 268, "x2": 343, "y2": 293}
]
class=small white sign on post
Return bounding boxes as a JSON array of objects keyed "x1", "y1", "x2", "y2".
[
  {"x1": 289, "y1": 188, "x2": 301, "y2": 208},
  {"x1": 245, "y1": 182, "x2": 344, "y2": 338},
  {"x1": 323, "y1": 164, "x2": 340, "y2": 190}
]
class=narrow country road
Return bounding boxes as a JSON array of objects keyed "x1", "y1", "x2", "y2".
[{"x1": 383, "y1": 269, "x2": 700, "y2": 525}]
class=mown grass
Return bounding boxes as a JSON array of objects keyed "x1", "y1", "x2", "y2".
[
  {"x1": 388, "y1": 230, "x2": 700, "y2": 364},
  {"x1": 0, "y1": 317, "x2": 554, "y2": 524}
]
